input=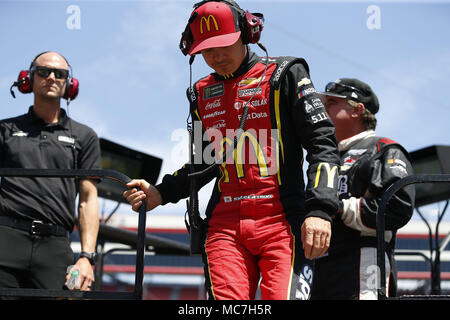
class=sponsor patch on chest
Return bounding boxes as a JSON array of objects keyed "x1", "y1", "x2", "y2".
[
  {"x1": 58, "y1": 135, "x2": 75, "y2": 144},
  {"x1": 203, "y1": 83, "x2": 224, "y2": 100},
  {"x1": 238, "y1": 87, "x2": 263, "y2": 97},
  {"x1": 238, "y1": 76, "x2": 265, "y2": 87},
  {"x1": 12, "y1": 131, "x2": 28, "y2": 137}
]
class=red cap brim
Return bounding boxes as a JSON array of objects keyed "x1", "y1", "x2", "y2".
[{"x1": 189, "y1": 31, "x2": 241, "y2": 55}]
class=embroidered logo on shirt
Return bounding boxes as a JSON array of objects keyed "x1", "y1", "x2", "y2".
[
  {"x1": 388, "y1": 158, "x2": 407, "y2": 175},
  {"x1": 238, "y1": 87, "x2": 262, "y2": 97},
  {"x1": 338, "y1": 175, "x2": 348, "y2": 195},
  {"x1": 12, "y1": 131, "x2": 28, "y2": 137},
  {"x1": 298, "y1": 87, "x2": 316, "y2": 99},
  {"x1": 387, "y1": 158, "x2": 406, "y2": 168},
  {"x1": 297, "y1": 77, "x2": 312, "y2": 88},
  {"x1": 58, "y1": 135, "x2": 75, "y2": 144},
  {"x1": 203, "y1": 83, "x2": 224, "y2": 100},
  {"x1": 238, "y1": 76, "x2": 265, "y2": 87}
]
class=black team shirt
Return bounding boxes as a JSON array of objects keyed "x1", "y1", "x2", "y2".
[{"x1": 0, "y1": 106, "x2": 101, "y2": 231}]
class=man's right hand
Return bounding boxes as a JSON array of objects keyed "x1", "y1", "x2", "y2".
[
  {"x1": 123, "y1": 179, "x2": 162, "y2": 212},
  {"x1": 301, "y1": 216, "x2": 331, "y2": 260}
]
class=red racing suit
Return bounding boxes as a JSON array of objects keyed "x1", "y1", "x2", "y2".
[{"x1": 155, "y1": 50, "x2": 340, "y2": 300}]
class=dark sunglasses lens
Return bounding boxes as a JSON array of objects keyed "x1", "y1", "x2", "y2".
[
  {"x1": 54, "y1": 69, "x2": 68, "y2": 79},
  {"x1": 325, "y1": 82, "x2": 333, "y2": 92},
  {"x1": 36, "y1": 67, "x2": 68, "y2": 79},
  {"x1": 326, "y1": 82, "x2": 344, "y2": 93},
  {"x1": 36, "y1": 68, "x2": 51, "y2": 78}
]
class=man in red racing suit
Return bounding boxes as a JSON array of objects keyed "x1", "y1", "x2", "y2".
[{"x1": 124, "y1": 0, "x2": 340, "y2": 300}]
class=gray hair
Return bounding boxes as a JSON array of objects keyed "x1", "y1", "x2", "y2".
[{"x1": 347, "y1": 99, "x2": 377, "y2": 130}]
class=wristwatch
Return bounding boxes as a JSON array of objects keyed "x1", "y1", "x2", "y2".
[{"x1": 79, "y1": 251, "x2": 97, "y2": 265}]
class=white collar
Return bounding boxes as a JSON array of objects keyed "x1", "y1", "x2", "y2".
[{"x1": 338, "y1": 130, "x2": 376, "y2": 152}]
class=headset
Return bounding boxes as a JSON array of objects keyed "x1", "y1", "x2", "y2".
[
  {"x1": 179, "y1": 0, "x2": 264, "y2": 56},
  {"x1": 10, "y1": 51, "x2": 79, "y2": 103}
]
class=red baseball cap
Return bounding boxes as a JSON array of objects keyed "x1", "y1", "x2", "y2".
[{"x1": 188, "y1": 1, "x2": 242, "y2": 55}]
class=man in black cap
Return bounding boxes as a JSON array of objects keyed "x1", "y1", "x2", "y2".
[{"x1": 311, "y1": 78, "x2": 415, "y2": 300}]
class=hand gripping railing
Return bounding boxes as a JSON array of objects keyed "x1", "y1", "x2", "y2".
[
  {"x1": 377, "y1": 174, "x2": 450, "y2": 300},
  {"x1": 0, "y1": 168, "x2": 148, "y2": 300}
]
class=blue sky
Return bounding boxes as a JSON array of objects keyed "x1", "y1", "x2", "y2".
[{"x1": 1, "y1": 0, "x2": 449, "y2": 222}]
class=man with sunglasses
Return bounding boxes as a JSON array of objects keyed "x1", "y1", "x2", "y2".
[
  {"x1": 311, "y1": 78, "x2": 415, "y2": 299},
  {"x1": 0, "y1": 52, "x2": 101, "y2": 293}
]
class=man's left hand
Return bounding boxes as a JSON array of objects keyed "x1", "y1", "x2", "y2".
[
  {"x1": 65, "y1": 258, "x2": 95, "y2": 291},
  {"x1": 301, "y1": 216, "x2": 331, "y2": 260}
]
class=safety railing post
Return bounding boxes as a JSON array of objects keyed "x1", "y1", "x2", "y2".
[
  {"x1": 377, "y1": 174, "x2": 450, "y2": 300},
  {"x1": 134, "y1": 199, "x2": 147, "y2": 300}
]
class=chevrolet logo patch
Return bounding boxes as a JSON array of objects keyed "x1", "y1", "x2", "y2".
[{"x1": 238, "y1": 76, "x2": 264, "y2": 87}]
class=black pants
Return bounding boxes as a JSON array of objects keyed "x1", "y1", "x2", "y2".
[
  {"x1": 0, "y1": 225, "x2": 74, "y2": 290},
  {"x1": 311, "y1": 247, "x2": 394, "y2": 300}
]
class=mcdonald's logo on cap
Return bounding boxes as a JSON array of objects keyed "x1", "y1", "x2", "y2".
[
  {"x1": 188, "y1": 1, "x2": 242, "y2": 55},
  {"x1": 200, "y1": 15, "x2": 219, "y2": 34}
]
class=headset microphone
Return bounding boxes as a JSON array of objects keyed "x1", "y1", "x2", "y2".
[
  {"x1": 10, "y1": 70, "x2": 32, "y2": 98},
  {"x1": 10, "y1": 82, "x2": 19, "y2": 99}
]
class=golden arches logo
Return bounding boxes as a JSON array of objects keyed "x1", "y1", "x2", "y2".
[
  {"x1": 216, "y1": 131, "x2": 278, "y2": 186},
  {"x1": 218, "y1": 137, "x2": 234, "y2": 185},
  {"x1": 200, "y1": 15, "x2": 219, "y2": 34},
  {"x1": 216, "y1": 134, "x2": 269, "y2": 179},
  {"x1": 314, "y1": 163, "x2": 339, "y2": 189},
  {"x1": 235, "y1": 132, "x2": 269, "y2": 178}
]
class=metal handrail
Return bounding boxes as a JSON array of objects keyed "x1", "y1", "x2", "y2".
[
  {"x1": 0, "y1": 168, "x2": 146, "y2": 300},
  {"x1": 377, "y1": 174, "x2": 450, "y2": 300},
  {"x1": 93, "y1": 223, "x2": 191, "y2": 290}
]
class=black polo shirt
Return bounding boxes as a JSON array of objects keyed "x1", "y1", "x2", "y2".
[{"x1": 0, "y1": 106, "x2": 101, "y2": 231}]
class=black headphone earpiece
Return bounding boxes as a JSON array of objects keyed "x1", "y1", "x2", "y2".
[
  {"x1": 179, "y1": 0, "x2": 264, "y2": 56},
  {"x1": 180, "y1": 12, "x2": 197, "y2": 56}
]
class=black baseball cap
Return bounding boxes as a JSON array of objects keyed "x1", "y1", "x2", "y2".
[{"x1": 320, "y1": 78, "x2": 380, "y2": 114}]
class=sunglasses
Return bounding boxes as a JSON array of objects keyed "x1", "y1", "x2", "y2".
[
  {"x1": 325, "y1": 82, "x2": 365, "y2": 97},
  {"x1": 34, "y1": 66, "x2": 69, "y2": 80}
]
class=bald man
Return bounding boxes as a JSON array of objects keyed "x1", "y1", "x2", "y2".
[{"x1": 0, "y1": 52, "x2": 101, "y2": 293}]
